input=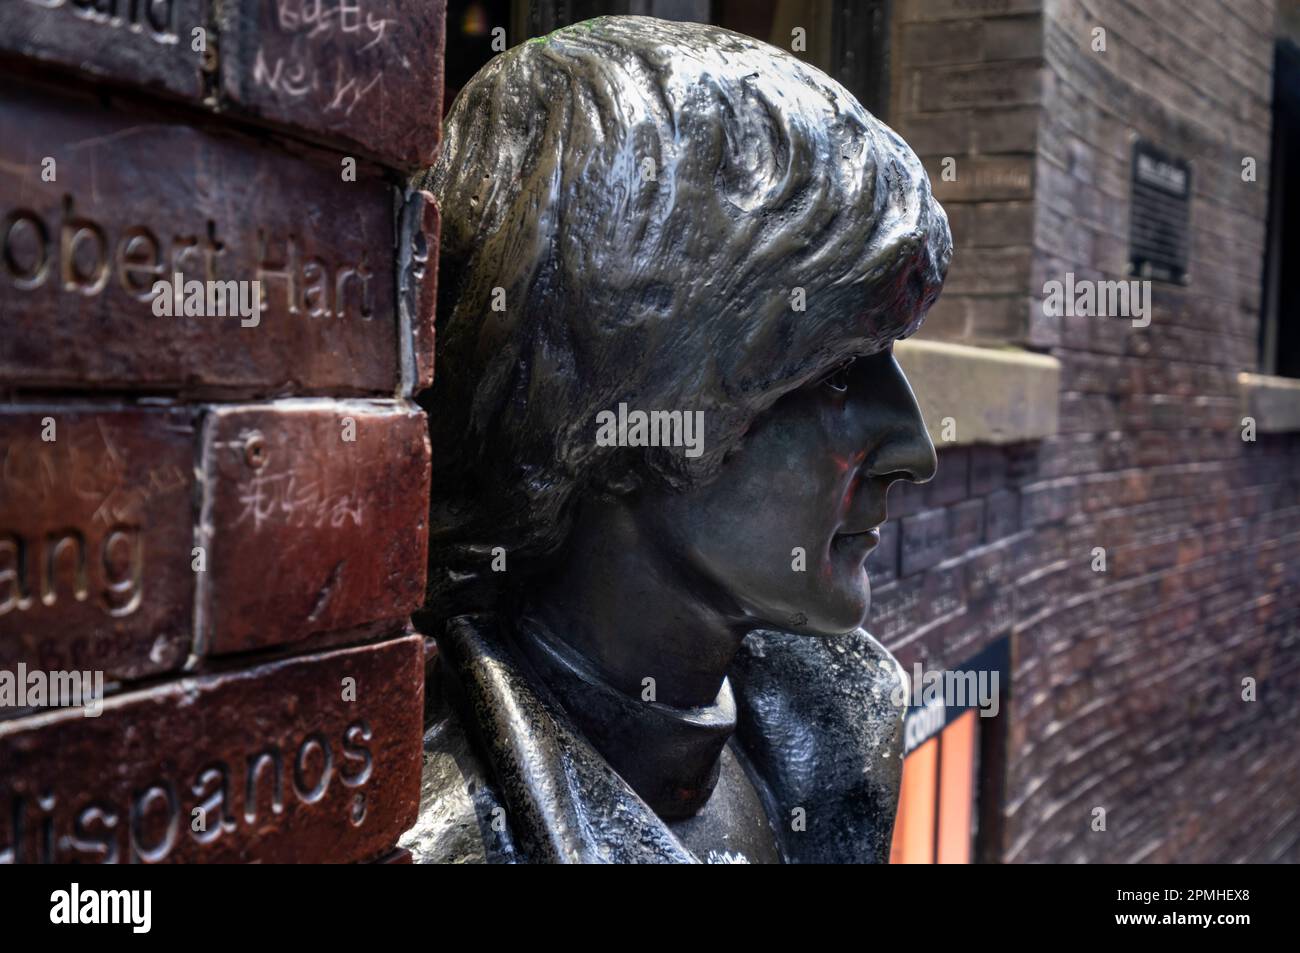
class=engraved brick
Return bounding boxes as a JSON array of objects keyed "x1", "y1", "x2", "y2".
[
  {"x1": 941, "y1": 245, "x2": 1029, "y2": 293},
  {"x1": 914, "y1": 0, "x2": 1041, "y2": 21},
  {"x1": 929, "y1": 156, "x2": 1035, "y2": 203},
  {"x1": 0, "y1": 80, "x2": 400, "y2": 398},
  {"x1": 0, "y1": 0, "x2": 209, "y2": 99},
  {"x1": 865, "y1": 580, "x2": 921, "y2": 645},
  {"x1": 966, "y1": 540, "x2": 1014, "y2": 604},
  {"x1": 218, "y1": 0, "x2": 446, "y2": 169},
  {"x1": 0, "y1": 635, "x2": 423, "y2": 863},
  {"x1": 0, "y1": 1, "x2": 446, "y2": 170},
  {"x1": 199, "y1": 400, "x2": 431, "y2": 655},
  {"x1": 920, "y1": 558, "x2": 965, "y2": 625},
  {"x1": 1015, "y1": 561, "x2": 1066, "y2": 620},
  {"x1": 0, "y1": 406, "x2": 194, "y2": 682}
]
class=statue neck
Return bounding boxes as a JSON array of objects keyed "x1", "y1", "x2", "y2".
[
  {"x1": 525, "y1": 493, "x2": 748, "y2": 708},
  {"x1": 514, "y1": 614, "x2": 736, "y2": 819},
  {"x1": 519, "y1": 494, "x2": 751, "y2": 816}
]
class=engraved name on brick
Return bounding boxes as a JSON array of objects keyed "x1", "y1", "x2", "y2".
[
  {"x1": 0, "y1": 407, "x2": 193, "y2": 681},
  {"x1": 0, "y1": 637, "x2": 423, "y2": 863},
  {"x1": 0, "y1": 82, "x2": 399, "y2": 397},
  {"x1": 0, "y1": 0, "x2": 206, "y2": 98},
  {"x1": 0, "y1": 2, "x2": 445, "y2": 167}
]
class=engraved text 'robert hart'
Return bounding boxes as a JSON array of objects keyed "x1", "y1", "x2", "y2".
[{"x1": 3, "y1": 200, "x2": 376, "y2": 320}]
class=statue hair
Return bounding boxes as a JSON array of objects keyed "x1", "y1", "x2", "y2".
[{"x1": 415, "y1": 15, "x2": 951, "y2": 622}]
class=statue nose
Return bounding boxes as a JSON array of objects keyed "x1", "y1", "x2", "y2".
[
  {"x1": 862, "y1": 355, "x2": 938, "y2": 486},
  {"x1": 870, "y1": 423, "x2": 937, "y2": 486}
]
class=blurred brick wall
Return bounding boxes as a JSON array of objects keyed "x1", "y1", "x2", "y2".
[
  {"x1": 890, "y1": 0, "x2": 1044, "y2": 345},
  {"x1": 882, "y1": 0, "x2": 1300, "y2": 861}
]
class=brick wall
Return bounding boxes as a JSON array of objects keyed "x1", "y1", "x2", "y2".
[
  {"x1": 883, "y1": 0, "x2": 1300, "y2": 861},
  {"x1": 890, "y1": 0, "x2": 1044, "y2": 345},
  {"x1": 0, "y1": 1, "x2": 446, "y2": 864}
]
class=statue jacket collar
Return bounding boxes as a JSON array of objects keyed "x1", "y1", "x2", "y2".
[{"x1": 436, "y1": 612, "x2": 907, "y2": 863}]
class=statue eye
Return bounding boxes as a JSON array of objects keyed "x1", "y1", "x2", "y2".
[{"x1": 820, "y1": 359, "x2": 855, "y2": 393}]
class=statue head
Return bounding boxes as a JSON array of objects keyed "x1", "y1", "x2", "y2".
[{"x1": 418, "y1": 16, "x2": 950, "y2": 649}]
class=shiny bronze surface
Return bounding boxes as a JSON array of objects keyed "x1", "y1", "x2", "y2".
[
  {"x1": 398, "y1": 189, "x2": 441, "y2": 393},
  {"x1": 412, "y1": 16, "x2": 951, "y2": 863}
]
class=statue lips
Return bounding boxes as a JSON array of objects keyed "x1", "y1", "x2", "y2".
[{"x1": 833, "y1": 523, "x2": 884, "y2": 557}]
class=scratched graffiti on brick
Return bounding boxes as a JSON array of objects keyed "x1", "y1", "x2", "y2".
[
  {"x1": 234, "y1": 470, "x2": 365, "y2": 531},
  {"x1": 220, "y1": 0, "x2": 444, "y2": 168},
  {"x1": 252, "y1": 0, "x2": 397, "y2": 118}
]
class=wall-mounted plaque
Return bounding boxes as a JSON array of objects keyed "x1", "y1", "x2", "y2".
[{"x1": 1128, "y1": 140, "x2": 1191, "y2": 284}]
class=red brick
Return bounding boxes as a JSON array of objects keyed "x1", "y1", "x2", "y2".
[
  {"x1": 0, "y1": 80, "x2": 401, "y2": 398},
  {"x1": 901, "y1": 508, "x2": 950, "y2": 577},
  {"x1": 218, "y1": 0, "x2": 446, "y2": 169},
  {"x1": 0, "y1": 635, "x2": 423, "y2": 863},
  {"x1": 0, "y1": 1, "x2": 446, "y2": 170},
  {"x1": 0, "y1": 0, "x2": 208, "y2": 99},
  {"x1": 198, "y1": 400, "x2": 431, "y2": 656},
  {"x1": 0, "y1": 406, "x2": 194, "y2": 682}
]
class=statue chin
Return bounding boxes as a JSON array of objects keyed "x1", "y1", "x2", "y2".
[{"x1": 749, "y1": 586, "x2": 872, "y2": 639}]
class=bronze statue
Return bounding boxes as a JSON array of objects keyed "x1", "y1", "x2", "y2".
[{"x1": 403, "y1": 15, "x2": 951, "y2": 863}]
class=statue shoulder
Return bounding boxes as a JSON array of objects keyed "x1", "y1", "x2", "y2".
[
  {"x1": 737, "y1": 626, "x2": 908, "y2": 707},
  {"x1": 729, "y1": 627, "x2": 907, "y2": 863}
]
